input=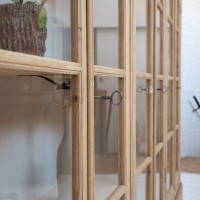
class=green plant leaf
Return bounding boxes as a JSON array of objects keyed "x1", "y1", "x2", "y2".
[
  {"x1": 41, "y1": 0, "x2": 47, "y2": 6},
  {"x1": 25, "y1": 0, "x2": 35, "y2": 4},
  {"x1": 11, "y1": 0, "x2": 21, "y2": 3},
  {"x1": 37, "y1": 7, "x2": 47, "y2": 29}
]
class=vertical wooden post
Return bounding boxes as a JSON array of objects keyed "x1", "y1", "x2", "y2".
[
  {"x1": 119, "y1": 0, "x2": 131, "y2": 199},
  {"x1": 87, "y1": 0, "x2": 94, "y2": 199},
  {"x1": 130, "y1": 0, "x2": 136, "y2": 198},
  {"x1": 77, "y1": 0, "x2": 88, "y2": 199}
]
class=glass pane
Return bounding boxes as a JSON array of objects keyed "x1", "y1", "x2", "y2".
[
  {"x1": 167, "y1": 0, "x2": 172, "y2": 17},
  {"x1": 136, "y1": 79, "x2": 151, "y2": 166},
  {"x1": 167, "y1": 23, "x2": 173, "y2": 76},
  {"x1": 0, "y1": 75, "x2": 74, "y2": 200},
  {"x1": 136, "y1": 169, "x2": 147, "y2": 200},
  {"x1": 94, "y1": 77, "x2": 122, "y2": 199},
  {"x1": 136, "y1": 0, "x2": 147, "y2": 72},
  {"x1": 94, "y1": 0, "x2": 119, "y2": 68},
  {"x1": 166, "y1": 139, "x2": 172, "y2": 191},
  {"x1": 156, "y1": 81, "x2": 162, "y2": 144},
  {"x1": 167, "y1": 81, "x2": 173, "y2": 132},
  {"x1": 156, "y1": 9, "x2": 162, "y2": 74},
  {"x1": 156, "y1": 151, "x2": 162, "y2": 200},
  {"x1": 45, "y1": 0, "x2": 72, "y2": 61},
  {"x1": 0, "y1": 0, "x2": 76, "y2": 62}
]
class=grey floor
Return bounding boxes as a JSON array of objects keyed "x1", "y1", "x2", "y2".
[{"x1": 181, "y1": 173, "x2": 200, "y2": 200}]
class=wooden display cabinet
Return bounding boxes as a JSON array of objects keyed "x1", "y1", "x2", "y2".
[{"x1": 0, "y1": 0, "x2": 182, "y2": 199}]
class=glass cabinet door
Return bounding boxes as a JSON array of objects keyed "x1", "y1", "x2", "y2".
[
  {"x1": 87, "y1": 0, "x2": 129, "y2": 199},
  {"x1": 0, "y1": 74, "x2": 80, "y2": 200},
  {"x1": 134, "y1": 1, "x2": 154, "y2": 200},
  {"x1": 136, "y1": 169, "x2": 147, "y2": 200},
  {"x1": 0, "y1": 0, "x2": 182, "y2": 199},
  {"x1": 136, "y1": 79, "x2": 151, "y2": 166},
  {"x1": 94, "y1": 77, "x2": 122, "y2": 199}
]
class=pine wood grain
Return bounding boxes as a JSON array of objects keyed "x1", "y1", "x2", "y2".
[{"x1": 181, "y1": 157, "x2": 200, "y2": 174}]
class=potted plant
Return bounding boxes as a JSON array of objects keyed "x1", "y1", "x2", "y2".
[{"x1": 0, "y1": 0, "x2": 48, "y2": 56}]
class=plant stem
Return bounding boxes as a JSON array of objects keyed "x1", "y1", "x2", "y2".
[{"x1": 35, "y1": 0, "x2": 41, "y2": 5}]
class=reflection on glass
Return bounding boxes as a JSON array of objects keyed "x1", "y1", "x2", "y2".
[
  {"x1": 136, "y1": 169, "x2": 147, "y2": 200},
  {"x1": 156, "y1": 9, "x2": 162, "y2": 74},
  {"x1": 94, "y1": 0, "x2": 119, "y2": 68},
  {"x1": 94, "y1": 77, "x2": 120, "y2": 199},
  {"x1": 167, "y1": 81, "x2": 173, "y2": 132},
  {"x1": 156, "y1": 81, "x2": 162, "y2": 144},
  {"x1": 0, "y1": 75, "x2": 73, "y2": 200},
  {"x1": 167, "y1": 23, "x2": 172, "y2": 75},
  {"x1": 136, "y1": 0, "x2": 147, "y2": 72},
  {"x1": 136, "y1": 79, "x2": 149, "y2": 166},
  {"x1": 156, "y1": 152, "x2": 162, "y2": 200},
  {"x1": 45, "y1": 0, "x2": 72, "y2": 61},
  {"x1": 166, "y1": 139, "x2": 172, "y2": 191}
]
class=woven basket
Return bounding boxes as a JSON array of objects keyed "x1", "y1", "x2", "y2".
[{"x1": 0, "y1": 4, "x2": 47, "y2": 56}]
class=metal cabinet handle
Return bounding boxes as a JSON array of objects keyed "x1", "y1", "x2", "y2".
[
  {"x1": 157, "y1": 86, "x2": 168, "y2": 93},
  {"x1": 137, "y1": 85, "x2": 153, "y2": 94},
  {"x1": 94, "y1": 90, "x2": 123, "y2": 106}
]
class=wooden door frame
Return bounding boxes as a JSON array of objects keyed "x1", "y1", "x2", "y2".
[
  {"x1": 0, "y1": 0, "x2": 88, "y2": 199},
  {"x1": 130, "y1": 0, "x2": 154, "y2": 199},
  {"x1": 131, "y1": 0, "x2": 182, "y2": 200},
  {"x1": 87, "y1": 0, "x2": 131, "y2": 200},
  {"x1": 0, "y1": 0, "x2": 182, "y2": 199}
]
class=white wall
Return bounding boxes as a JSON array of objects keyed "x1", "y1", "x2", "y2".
[{"x1": 181, "y1": 0, "x2": 200, "y2": 157}]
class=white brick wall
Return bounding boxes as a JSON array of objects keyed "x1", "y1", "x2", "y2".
[{"x1": 181, "y1": 0, "x2": 200, "y2": 157}]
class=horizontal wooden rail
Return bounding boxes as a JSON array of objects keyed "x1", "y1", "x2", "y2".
[
  {"x1": 157, "y1": 1, "x2": 164, "y2": 12},
  {"x1": 167, "y1": 76, "x2": 174, "y2": 81},
  {"x1": 156, "y1": 74, "x2": 165, "y2": 80},
  {"x1": 168, "y1": 16, "x2": 174, "y2": 25},
  {"x1": 136, "y1": 72, "x2": 153, "y2": 79},
  {"x1": 0, "y1": 63, "x2": 81, "y2": 76},
  {"x1": 155, "y1": 142, "x2": 164, "y2": 155},
  {"x1": 136, "y1": 157, "x2": 152, "y2": 176},
  {"x1": 167, "y1": 130, "x2": 174, "y2": 141},
  {"x1": 106, "y1": 185, "x2": 127, "y2": 200},
  {"x1": 94, "y1": 65, "x2": 126, "y2": 78},
  {"x1": 176, "y1": 28, "x2": 180, "y2": 33},
  {"x1": 0, "y1": 50, "x2": 82, "y2": 75}
]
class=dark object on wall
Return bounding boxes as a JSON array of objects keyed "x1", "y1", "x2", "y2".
[
  {"x1": 0, "y1": 3, "x2": 47, "y2": 56},
  {"x1": 19, "y1": 75, "x2": 71, "y2": 90},
  {"x1": 193, "y1": 96, "x2": 200, "y2": 112}
]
